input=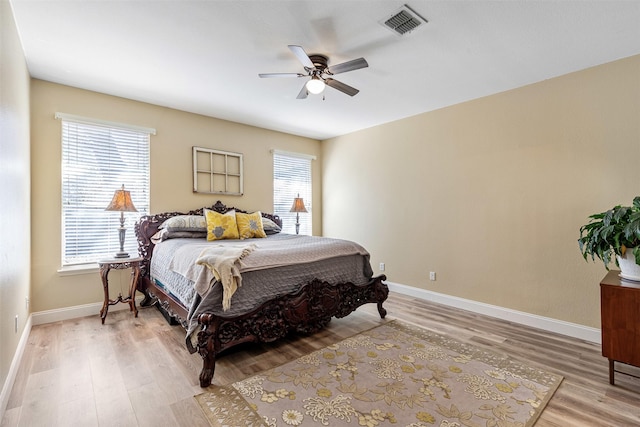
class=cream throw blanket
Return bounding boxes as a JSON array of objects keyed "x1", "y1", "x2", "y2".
[{"x1": 195, "y1": 243, "x2": 257, "y2": 311}]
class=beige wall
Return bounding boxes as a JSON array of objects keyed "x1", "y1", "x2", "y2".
[
  {"x1": 322, "y1": 55, "x2": 640, "y2": 329},
  {"x1": 0, "y1": 0, "x2": 31, "y2": 408},
  {"x1": 30, "y1": 80, "x2": 321, "y2": 312},
  {"x1": 21, "y1": 35, "x2": 640, "y2": 335}
]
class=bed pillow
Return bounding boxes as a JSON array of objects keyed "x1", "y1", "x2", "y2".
[
  {"x1": 165, "y1": 230, "x2": 207, "y2": 239},
  {"x1": 151, "y1": 229, "x2": 207, "y2": 243},
  {"x1": 159, "y1": 215, "x2": 206, "y2": 233},
  {"x1": 261, "y1": 217, "x2": 282, "y2": 235},
  {"x1": 236, "y1": 211, "x2": 267, "y2": 239},
  {"x1": 204, "y1": 209, "x2": 239, "y2": 241}
]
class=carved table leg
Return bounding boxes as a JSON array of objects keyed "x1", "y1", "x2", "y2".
[
  {"x1": 128, "y1": 265, "x2": 140, "y2": 318},
  {"x1": 99, "y1": 264, "x2": 111, "y2": 324}
]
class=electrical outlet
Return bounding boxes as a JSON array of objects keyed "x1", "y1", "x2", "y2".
[
  {"x1": 15, "y1": 315, "x2": 18, "y2": 333},
  {"x1": 429, "y1": 271, "x2": 436, "y2": 281},
  {"x1": 25, "y1": 297, "x2": 29, "y2": 310},
  {"x1": 379, "y1": 262, "x2": 385, "y2": 272}
]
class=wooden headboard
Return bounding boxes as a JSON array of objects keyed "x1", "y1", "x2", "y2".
[{"x1": 134, "y1": 200, "x2": 282, "y2": 278}]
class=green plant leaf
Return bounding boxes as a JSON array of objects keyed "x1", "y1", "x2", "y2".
[{"x1": 578, "y1": 198, "x2": 640, "y2": 270}]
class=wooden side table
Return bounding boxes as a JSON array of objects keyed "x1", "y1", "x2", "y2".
[
  {"x1": 98, "y1": 257, "x2": 142, "y2": 324},
  {"x1": 600, "y1": 270, "x2": 640, "y2": 385}
]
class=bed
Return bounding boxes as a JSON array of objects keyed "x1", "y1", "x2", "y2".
[{"x1": 134, "y1": 201, "x2": 389, "y2": 387}]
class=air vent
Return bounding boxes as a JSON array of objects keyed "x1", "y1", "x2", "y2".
[{"x1": 380, "y1": 4, "x2": 428, "y2": 36}]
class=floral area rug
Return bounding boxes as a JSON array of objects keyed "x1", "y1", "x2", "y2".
[{"x1": 195, "y1": 320, "x2": 562, "y2": 427}]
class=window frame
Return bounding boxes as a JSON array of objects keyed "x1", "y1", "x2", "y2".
[
  {"x1": 272, "y1": 149, "x2": 315, "y2": 235},
  {"x1": 57, "y1": 113, "x2": 153, "y2": 269}
]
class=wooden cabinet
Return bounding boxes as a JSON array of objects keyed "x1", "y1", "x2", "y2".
[{"x1": 600, "y1": 270, "x2": 640, "y2": 384}]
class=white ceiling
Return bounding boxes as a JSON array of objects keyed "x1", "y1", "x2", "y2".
[{"x1": 10, "y1": 1, "x2": 640, "y2": 140}]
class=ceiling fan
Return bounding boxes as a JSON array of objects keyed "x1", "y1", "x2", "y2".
[{"x1": 258, "y1": 45, "x2": 368, "y2": 99}]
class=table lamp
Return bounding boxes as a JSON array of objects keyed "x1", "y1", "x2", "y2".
[
  {"x1": 289, "y1": 194, "x2": 308, "y2": 235},
  {"x1": 105, "y1": 184, "x2": 138, "y2": 258}
]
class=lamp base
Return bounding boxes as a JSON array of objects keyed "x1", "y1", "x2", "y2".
[{"x1": 115, "y1": 224, "x2": 129, "y2": 258}]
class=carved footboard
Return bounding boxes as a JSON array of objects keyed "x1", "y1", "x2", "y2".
[{"x1": 196, "y1": 274, "x2": 389, "y2": 387}]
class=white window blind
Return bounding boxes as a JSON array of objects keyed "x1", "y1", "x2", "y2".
[
  {"x1": 60, "y1": 117, "x2": 151, "y2": 266},
  {"x1": 273, "y1": 151, "x2": 313, "y2": 235}
]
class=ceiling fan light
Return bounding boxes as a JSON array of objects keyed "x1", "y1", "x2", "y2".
[{"x1": 306, "y1": 78, "x2": 325, "y2": 95}]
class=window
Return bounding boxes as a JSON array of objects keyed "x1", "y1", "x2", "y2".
[
  {"x1": 273, "y1": 150, "x2": 314, "y2": 235},
  {"x1": 58, "y1": 113, "x2": 152, "y2": 267},
  {"x1": 192, "y1": 146, "x2": 243, "y2": 195}
]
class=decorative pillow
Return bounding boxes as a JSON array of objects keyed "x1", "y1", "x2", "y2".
[
  {"x1": 236, "y1": 211, "x2": 267, "y2": 239},
  {"x1": 159, "y1": 215, "x2": 206, "y2": 233},
  {"x1": 261, "y1": 217, "x2": 282, "y2": 235},
  {"x1": 204, "y1": 209, "x2": 239, "y2": 241}
]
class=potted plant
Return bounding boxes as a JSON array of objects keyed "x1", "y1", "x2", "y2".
[{"x1": 579, "y1": 196, "x2": 640, "y2": 280}]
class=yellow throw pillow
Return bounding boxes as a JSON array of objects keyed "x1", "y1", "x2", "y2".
[
  {"x1": 204, "y1": 209, "x2": 239, "y2": 241},
  {"x1": 236, "y1": 211, "x2": 267, "y2": 239}
]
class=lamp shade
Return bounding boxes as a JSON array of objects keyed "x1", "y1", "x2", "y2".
[
  {"x1": 105, "y1": 184, "x2": 138, "y2": 212},
  {"x1": 289, "y1": 195, "x2": 308, "y2": 213}
]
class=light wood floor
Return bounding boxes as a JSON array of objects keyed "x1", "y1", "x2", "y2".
[{"x1": 2, "y1": 292, "x2": 640, "y2": 426}]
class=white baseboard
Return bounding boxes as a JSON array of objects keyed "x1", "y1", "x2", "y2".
[
  {"x1": 387, "y1": 281, "x2": 601, "y2": 344},
  {"x1": 31, "y1": 295, "x2": 146, "y2": 326},
  {"x1": 1, "y1": 314, "x2": 32, "y2": 423}
]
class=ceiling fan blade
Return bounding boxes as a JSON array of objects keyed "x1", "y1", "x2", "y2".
[
  {"x1": 258, "y1": 73, "x2": 306, "y2": 78},
  {"x1": 288, "y1": 45, "x2": 314, "y2": 69},
  {"x1": 325, "y1": 78, "x2": 359, "y2": 97},
  {"x1": 296, "y1": 82, "x2": 309, "y2": 99},
  {"x1": 327, "y1": 57, "x2": 368, "y2": 75}
]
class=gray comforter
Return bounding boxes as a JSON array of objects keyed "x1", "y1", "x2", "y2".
[{"x1": 149, "y1": 233, "x2": 374, "y2": 350}]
